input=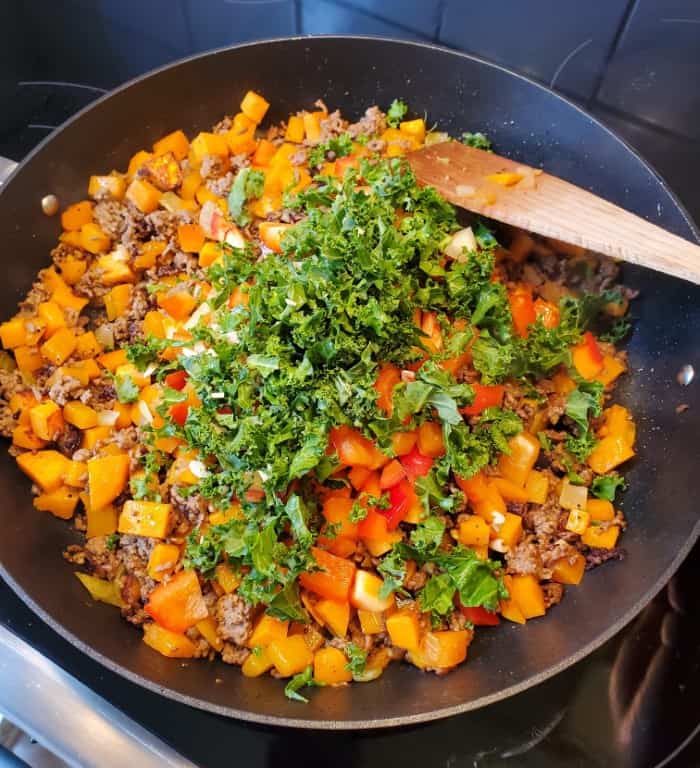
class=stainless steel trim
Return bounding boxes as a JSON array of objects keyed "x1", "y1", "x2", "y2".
[
  {"x1": 0, "y1": 625, "x2": 196, "y2": 768},
  {"x1": 0, "y1": 158, "x2": 18, "y2": 186}
]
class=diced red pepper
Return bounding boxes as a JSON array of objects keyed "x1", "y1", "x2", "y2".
[
  {"x1": 454, "y1": 471, "x2": 490, "y2": 503},
  {"x1": 381, "y1": 479, "x2": 417, "y2": 530},
  {"x1": 145, "y1": 570, "x2": 208, "y2": 633},
  {"x1": 169, "y1": 401, "x2": 189, "y2": 426},
  {"x1": 572, "y1": 331, "x2": 604, "y2": 380},
  {"x1": 533, "y1": 298, "x2": 560, "y2": 329},
  {"x1": 461, "y1": 383, "x2": 505, "y2": 416},
  {"x1": 329, "y1": 425, "x2": 388, "y2": 470},
  {"x1": 508, "y1": 286, "x2": 536, "y2": 338},
  {"x1": 298, "y1": 547, "x2": 356, "y2": 602},
  {"x1": 357, "y1": 507, "x2": 389, "y2": 540},
  {"x1": 400, "y1": 446, "x2": 433, "y2": 479},
  {"x1": 374, "y1": 363, "x2": 401, "y2": 416},
  {"x1": 458, "y1": 603, "x2": 500, "y2": 626},
  {"x1": 164, "y1": 370, "x2": 188, "y2": 390},
  {"x1": 379, "y1": 459, "x2": 406, "y2": 490}
]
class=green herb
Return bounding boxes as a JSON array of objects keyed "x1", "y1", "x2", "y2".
[
  {"x1": 591, "y1": 473, "x2": 627, "y2": 501},
  {"x1": 349, "y1": 501, "x2": 369, "y2": 523},
  {"x1": 227, "y1": 168, "x2": 265, "y2": 226},
  {"x1": 377, "y1": 547, "x2": 408, "y2": 599},
  {"x1": 599, "y1": 317, "x2": 631, "y2": 344},
  {"x1": 284, "y1": 666, "x2": 320, "y2": 703},
  {"x1": 105, "y1": 533, "x2": 119, "y2": 550},
  {"x1": 537, "y1": 432, "x2": 553, "y2": 451},
  {"x1": 125, "y1": 336, "x2": 166, "y2": 370},
  {"x1": 564, "y1": 382, "x2": 603, "y2": 461},
  {"x1": 307, "y1": 133, "x2": 353, "y2": 168},
  {"x1": 461, "y1": 131, "x2": 492, "y2": 151},
  {"x1": 115, "y1": 373, "x2": 139, "y2": 404},
  {"x1": 409, "y1": 516, "x2": 445, "y2": 555},
  {"x1": 386, "y1": 98, "x2": 408, "y2": 128},
  {"x1": 410, "y1": 544, "x2": 507, "y2": 622},
  {"x1": 345, "y1": 643, "x2": 368, "y2": 676},
  {"x1": 129, "y1": 474, "x2": 161, "y2": 502}
]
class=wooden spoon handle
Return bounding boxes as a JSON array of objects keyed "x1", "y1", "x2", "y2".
[{"x1": 408, "y1": 143, "x2": 700, "y2": 285}]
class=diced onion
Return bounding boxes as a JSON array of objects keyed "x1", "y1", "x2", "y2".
[
  {"x1": 184, "y1": 301, "x2": 211, "y2": 330},
  {"x1": 491, "y1": 510, "x2": 506, "y2": 530},
  {"x1": 133, "y1": 400, "x2": 153, "y2": 426},
  {"x1": 489, "y1": 538, "x2": 508, "y2": 554},
  {"x1": 455, "y1": 184, "x2": 476, "y2": 197},
  {"x1": 559, "y1": 479, "x2": 588, "y2": 511},
  {"x1": 96, "y1": 410, "x2": 119, "y2": 427},
  {"x1": 444, "y1": 227, "x2": 477, "y2": 261},
  {"x1": 94, "y1": 324, "x2": 115, "y2": 351},
  {"x1": 188, "y1": 460, "x2": 209, "y2": 479},
  {"x1": 425, "y1": 131, "x2": 450, "y2": 147},
  {"x1": 224, "y1": 227, "x2": 245, "y2": 249}
]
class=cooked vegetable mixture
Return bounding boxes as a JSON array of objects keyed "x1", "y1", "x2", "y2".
[{"x1": 0, "y1": 93, "x2": 636, "y2": 699}]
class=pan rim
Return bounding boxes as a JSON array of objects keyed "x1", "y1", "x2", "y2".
[{"x1": 1, "y1": 33, "x2": 699, "y2": 730}]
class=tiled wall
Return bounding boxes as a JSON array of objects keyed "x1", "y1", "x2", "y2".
[{"x1": 3, "y1": 0, "x2": 700, "y2": 214}]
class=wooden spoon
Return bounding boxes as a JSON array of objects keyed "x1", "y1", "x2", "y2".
[{"x1": 407, "y1": 142, "x2": 700, "y2": 285}]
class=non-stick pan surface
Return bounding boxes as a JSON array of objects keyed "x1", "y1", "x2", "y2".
[{"x1": 0, "y1": 37, "x2": 698, "y2": 729}]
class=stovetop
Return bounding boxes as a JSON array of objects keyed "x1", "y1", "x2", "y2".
[{"x1": 1, "y1": 74, "x2": 700, "y2": 768}]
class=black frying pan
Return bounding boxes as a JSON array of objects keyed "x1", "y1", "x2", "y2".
[{"x1": 0, "y1": 36, "x2": 699, "y2": 729}]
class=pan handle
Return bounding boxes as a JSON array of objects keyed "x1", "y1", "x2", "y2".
[
  {"x1": 0, "y1": 624, "x2": 196, "y2": 768},
  {"x1": 0, "y1": 158, "x2": 18, "y2": 187}
]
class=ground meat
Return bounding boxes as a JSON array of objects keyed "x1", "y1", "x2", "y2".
[
  {"x1": 403, "y1": 564, "x2": 428, "y2": 592},
  {"x1": 74, "y1": 268, "x2": 109, "y2": 301},
  {"x1": 366, "y1": 138, "x2": 386, "y2": 153},
  {"x1": 348, "y1": 619, "x2": 378, "y2": 652},
  {"x1": 212, "y1": 115, "x2": 232, "y2": 134},
  {"x1": 120, "y1": 204, "x2": 150, "y2": 254},
  {"x1": 120, "y1": 574, "x2": 149, "y2": 626},
  {"x1": 540, "y1": 538, "x2": 579, "y2": 569},
  {"x1": 65, "y1": 536, "x2": 120, "y2": 580},
  {"x1": 506, "y1": 536, "x2": 544, "y2": 577},
  {"x1": 543, "y1": 582, "x2": 564, "y2": 609},
  {"x1": 347, "y1": 106, "x2": 386, "y2": 139},
  {"x1": 145, "y1": 209, "x2": 191, "y2": 243},
  {"x1": 200, "y1": 153, "x2": 227, "y2": 179},
  {"x1": 93, "y1": 200, "x2": 128, "y2": 240},
  {"x1": 100, "y1": 426, "x2": 138, "y2": 451},
  {"x1": 229, "y1": 153, "x2": 249, "y2": 173},
  {"x1": 56, "y1": 423, "x2": 81, "y2": 456},
  {"x1": 522, "y1": 494, "x2": 564, "y2": 537},
  {"x1": 172, "y1": 250, "x2": 200, "y2": 275},
  {"x1": 585, "y1": 546, "x2": 626, "y2": 569},
  {"x1": 265, "y1": 207, "x2": 305, "y2": 225},
  {"x1": 309, "y1": 110, "x2": 346, "y2": 145},
  {"x1": 86, "y1": 378, "x2": 117, "y2": 407},
  {"x1": 0, "y1": 368, "x2": 25, "y2": 401},
  {"x1": 185, "y1": 626, "x2": 213, "y2": 658},
  {"x1": 215, "y1": 593, "x2": 253, "y2": 646},
  {"x1": 0, "y1": 404, "x2": 14, "y2": 438},
  {"x1": 127, "y1": 284, "x2": 152, "y2": 321},
  {"x1": 18, "y1": 281, "x2": 51, "y2": 316},
  {"x1": 448, "y1": 611, "x2": 468, "y2": 631},
  {"x1": 47, "y1": 374, "x2": 84, "y2": 406},
  {"x1": 352, "y1": 540, "x2": 373, "y2": 569},
  {"x1": 118, "y1": 534, "x2": 157, "y2": 602},
  {"x1": 170, "y1": 485, "x2": 207, "y2": 530},
  {"x1": 507, "y1": 501, "x2": 527, "y2": 516},
  {"x1": 221, "y1": 643, "x2": 250, "y2": 666},
  {"x1": 206, "y1": 171, "x2": 234, "y2": 197}
]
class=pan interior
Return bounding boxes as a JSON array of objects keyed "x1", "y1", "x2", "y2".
[{"x1": 0, "y1": 37, "x2": 698, "y2": 728}]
